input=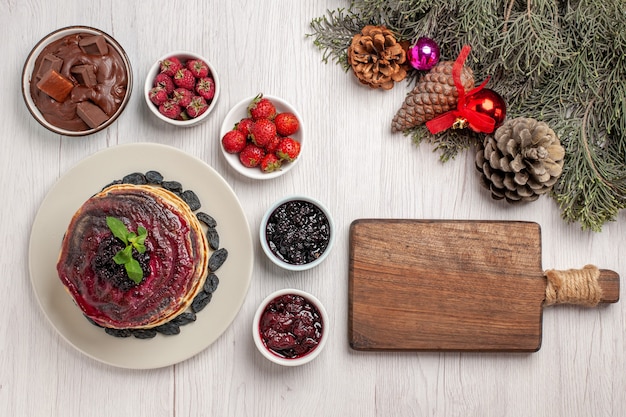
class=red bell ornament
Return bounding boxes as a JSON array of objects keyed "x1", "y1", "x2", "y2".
[{"x1": 464, "y1": 89, "x2": 506, "y2": 130}]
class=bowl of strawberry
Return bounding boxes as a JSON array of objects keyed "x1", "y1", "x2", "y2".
[
  {"x1": 252, "y1": 288, "x2": 328, "y2": 366},
  {"x1": 144, "y1": 51, "x2": 219, "y2": 127},
  {"x1": 220, "y1": 94, "x2": 303, "y2": 179}
]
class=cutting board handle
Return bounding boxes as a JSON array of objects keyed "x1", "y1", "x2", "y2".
[{"x1": 544, "y1": 265, "x2": 620, "y2": 306}]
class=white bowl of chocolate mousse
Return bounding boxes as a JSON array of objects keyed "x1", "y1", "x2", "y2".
[{"x1": 22, "y1": 26, "x2": 133, "y2": 136}]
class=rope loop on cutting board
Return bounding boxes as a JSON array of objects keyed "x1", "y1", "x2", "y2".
[{"x1": 544, "y1": 265, "x2": 602, "y2": 307}]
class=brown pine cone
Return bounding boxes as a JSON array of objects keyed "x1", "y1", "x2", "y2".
[
  {"x1": 347, "y1": 25, "x2": 408, "y2": 90},
  {"x1": 475, "y1": 117, "x2": 565, "y2": 203},
  {"x1": 391, "y1": 60, "x2": 474, "y2": 132}
]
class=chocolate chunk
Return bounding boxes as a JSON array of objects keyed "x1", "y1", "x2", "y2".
[
  {"x1": 71, "y1": 65, "x2": 97, "y2": 87},
  {"x1": 76, "y1": 101, "x2": 109, "y2": 128},
  {"x1": 36, "y1": 54, "x2": 63, "y2": 79},
  {"x1": 36, "y1": 69, "x2": 74, "y2": 102},
  {"x1": 79, "y1": 35, "x2": 108, "y2": 55}
]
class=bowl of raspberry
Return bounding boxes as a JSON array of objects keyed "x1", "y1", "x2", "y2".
[
  {"x1": 253, "y1": 288, "x2": 329, "y2": 366},
  {"x1": 144, "y1": 51, "x2": 220, "y2": 127},
  {"x1": 260, "y1": 195, "x2": 334, "y2": 271},
  {"x1": 220, "y1": 94, "x2": 303, "y2": 180}
]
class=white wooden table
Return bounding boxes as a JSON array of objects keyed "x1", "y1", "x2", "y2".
[{"x1": 2, "y1": 1, "x2": 624, "y2": 416}]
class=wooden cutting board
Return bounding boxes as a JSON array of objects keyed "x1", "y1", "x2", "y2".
[{"x1": 348, "y1": 220, "x2": 620, "y2": 352}]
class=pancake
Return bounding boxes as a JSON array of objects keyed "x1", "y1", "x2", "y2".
[{"x1": 56, "y1": 183, "x2": 209, "y2": 329}]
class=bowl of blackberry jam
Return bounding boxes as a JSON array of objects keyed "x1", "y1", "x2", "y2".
[
  {"x1": 253, "y1": 288, "x2": 328, "y2": 366},
  {"x1": 259, "y1": 196, "x2": 334, "y2": 271}
]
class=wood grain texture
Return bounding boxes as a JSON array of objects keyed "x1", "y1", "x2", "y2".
[
  {"x1": 1, "y1": 0, "x2": 624, "y2": 416},
  {"x1": 349, "y1": 219, "x2": 546, "y2": 351}
]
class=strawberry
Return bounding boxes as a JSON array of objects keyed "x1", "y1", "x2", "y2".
[
  {"x1": 186, "y1": 59, "x2": 210, "y2": 78},
  {"x1": 265, "y1": 135, "x2": 282, "y2": 154},
  {"x1": 248, "y1": 94, "x2": 277, "y2": 120},
  {"x1": 276, "y1": 137, "x2": 301, "y2": 162},
  {"x1": 158, "y1": 100, "x2": 182, "y2": 120},
  {"x1": 185, "y1": 96, "x2": 208, "y2": 118},
  {"x1": 172, "y1": 88, "x2": 193, "y2": 107},
  {"x1": 149, "y1": 86, "x2": 168, "y2": 106},
  {"x1": 250, "y1": 118, "x2": 277, "y2": 148},
  {"x1": 195, "y1": 77, "x2": 215, "y2": 100},
  {"x1": 173, "y1": 68, "x2": 196, "y2": 90},
  {"x1": 239, "y1": 144, "x2": 266, "y2": 168},
  {"x1": 260, "y1": 153, "x2": 282, "y2": 172},
  {"x1": 154, "y1": 73, "x2": 175, "y2": 93},
  {"x1": 160, "y1": 56, "x2": 183, "y2": 77},
  {"x1": 274, "y1": 112, "x2": 300, "y2": 136},
  {"x1": 235, "y1": 117, "x2": 254, "y2": 138},
  {"x1": 221, "y1": 130, "x2": 247, "y2": 154}
]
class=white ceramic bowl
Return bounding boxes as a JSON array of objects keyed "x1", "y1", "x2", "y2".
[
  {"x1": 22, "y1": 26, "x2": 133, "y2": 136},
  {"x1": 252, "y1": 288, "x2": 329, "y2": 366},
  {"x1": 219, "y1": 94, "x2": 304, "y2": 180},
  {"x1": 259, "y1": 195, "x2": 334, "y2": 271},
  {"x1": 144, "y1": 50, "x2": 220, "y2": 127}
]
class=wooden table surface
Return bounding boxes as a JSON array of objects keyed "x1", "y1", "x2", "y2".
[{"x1": 1, "y1": 1, "x2": 624, "y2": 416}]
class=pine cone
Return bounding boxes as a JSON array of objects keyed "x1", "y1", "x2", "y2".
[
  {"x1": 391, "y1": 61, "x2": 474, "y2": 132},
  {"x1": 475, "y1": 117, "x2": 565, "y2": 203},
  {"x1": 347, "y1": 25, "x2": 408, "y2": 90}
]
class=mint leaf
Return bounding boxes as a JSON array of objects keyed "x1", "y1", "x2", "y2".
[
  {"x1": 113, "y1": 245, "x2": 132, "y2": 264},
  {"x1": 106, "y1": 216, "x2": 149, "y2": 283},
  {"x1": 125, "y1": 258, "x2": 144, "y2": 284}
]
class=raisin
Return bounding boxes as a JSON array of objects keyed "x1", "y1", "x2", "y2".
[
  {"x1": 162, "y1": 180, "x2": 183, "y2": 193},
  {"x1": 203, "y1": 273, "x2": 219, "y2": 293},
  {"x1": 208, "y1": 248, "x2": 228, "y2": 272},
  {"x1": 154, "y1": 322, "x2": 180, "y2": 335},
  {"x1": 171, "y1": 311, "x2": 197, "y2": 326},
  {"x1": 196, "y1": 212, "x2": 217, "y2": 228},
  {"x1": 132, "y1": 329, "x2": 157, "y2": 339},
  {"x1": 105, "y1": 328, "x2": 132, "y2": 338},
  {"x1": 206, "y1": 227, "x2": 219, "y2": 250},
  {"x1": 191, "y1": 290, "x2": 213, "y2": 313},
  {"x1": 181, "y1": 189, "x2": 201, "y2": 211},
  {"x1": 122, "y1": 172, "x2": 147, "y2": 185},
  {"x1": 145, "y1": 170, "x2": 164, "y2": 184}
]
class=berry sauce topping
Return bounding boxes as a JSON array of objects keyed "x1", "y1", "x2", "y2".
[
  {"x1": 265, "y1": 200, "x2": 331, "y2": 265},
  {"x1": 259, "y1": 294, "x2": 323, "y2": 359},
  {"x1": 92, "y1": 235, "x2": 151, "y2": 292}
]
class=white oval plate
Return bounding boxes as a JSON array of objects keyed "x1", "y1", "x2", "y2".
[{"x1": 28, "y1": 143, "x2": 254, "y2": 369}]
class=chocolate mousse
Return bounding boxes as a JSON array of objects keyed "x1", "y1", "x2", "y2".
[{"x1": 29, "y1": 32, "x2": 129, "y2": 132}]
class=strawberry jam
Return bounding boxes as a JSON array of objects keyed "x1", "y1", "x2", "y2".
[{"x1": 259, "y1": 294, "x2": 323, "y2": 359}]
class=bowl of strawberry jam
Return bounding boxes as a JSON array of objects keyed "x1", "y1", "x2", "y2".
[{"x1": 252, "y1": 288, "x2": 328, "y2": 366}]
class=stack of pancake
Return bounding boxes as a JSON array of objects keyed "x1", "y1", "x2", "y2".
[{"x1": 56, "y1": 184, "x2": 209, "y2": 329}]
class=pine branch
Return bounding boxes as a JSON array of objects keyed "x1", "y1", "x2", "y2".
[
  {"x1": 410, "y1": 125, "x2": 481, "y2": 163},
  {"x1": 308, "y1": 0, "x2": 626, "y2": 230},
  {"x1": 308, "y1": 8, "x2": 365, "y2": 71}
]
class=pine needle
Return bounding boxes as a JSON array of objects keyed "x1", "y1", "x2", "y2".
[{"x1": 308, "y1": 0, "x2": 626, "y2": 230}]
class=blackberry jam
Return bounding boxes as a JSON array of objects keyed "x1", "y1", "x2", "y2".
[
  {"x1": 265, "y1": 199, "x2": 331, "y2": 265},
  {"x1": 259, "y1": 294, "x2": 323, "y2": 359},
  {"x1": 92, "y1": 235, "x2": 151, "y2": 291}
]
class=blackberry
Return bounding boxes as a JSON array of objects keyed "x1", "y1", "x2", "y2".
[{"x1": 92, "y1": 235, "x2": 151, "y2": 291}]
